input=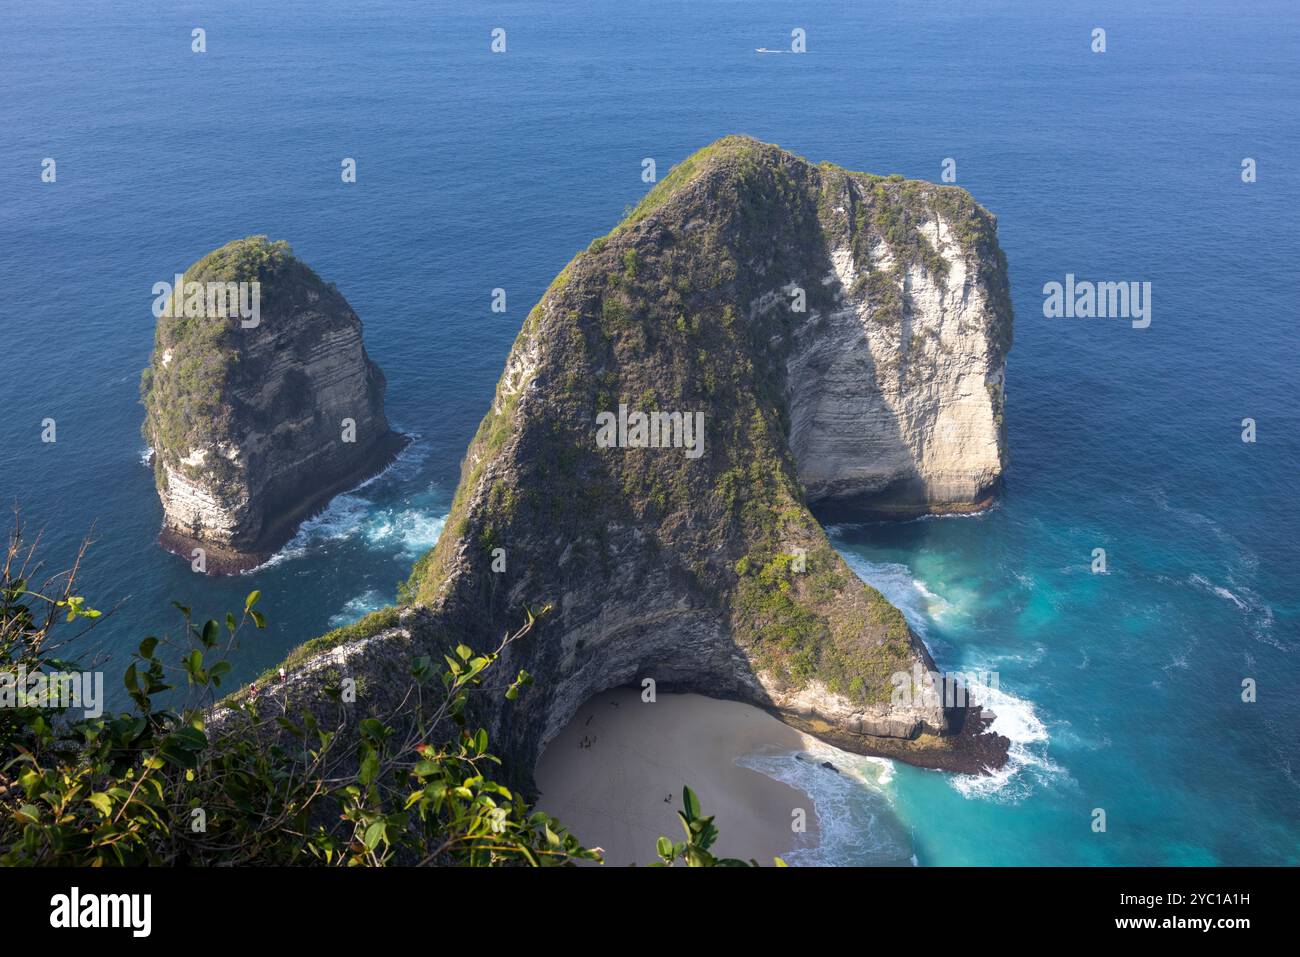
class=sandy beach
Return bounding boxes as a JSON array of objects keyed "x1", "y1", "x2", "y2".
[{"x1": 534, "y1": 689, "x2": 820, "y2": 866}]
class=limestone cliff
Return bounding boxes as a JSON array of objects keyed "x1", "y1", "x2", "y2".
[
  {"x1": 141, "y1": 237, "x2": 406, "y2": 573},
  {"x1": 232, "y1": 137, "x2": 1012, "y2": 786},
  {"x1": 787, "y1": 177, "x2": 1011, "y2": 519}
]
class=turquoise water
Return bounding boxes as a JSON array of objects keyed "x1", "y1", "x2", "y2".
[
  {"x1": 817, "y1": 498, "x2": 1297, "y2": 866},
  {"x1": 1, "y1": 1, "x2": 1296, "y2": 864},
  {"x1": 747, "y1": 492, "x2": 1299, "y2": 865}
]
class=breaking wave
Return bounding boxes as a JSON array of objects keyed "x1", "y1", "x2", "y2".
[
  {"x1": 831, "y1": 545, "x2": 1063, "y2": 803},
  {"x1": 738, "y1": 739, "x2": 913, "y2": 866},
  {"x1": 252, "y1": 435, "x2": 446, "y2": 570}
]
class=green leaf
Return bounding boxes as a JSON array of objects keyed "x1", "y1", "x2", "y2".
[
  {"x1": 685, "y1": 845, "x2": 715, "y2": 868},
  {"x1": 682, "y1": 786, "x2": 701, "y2": 820},
  {"x1": 171, "y1": 725, "x2": 208, "y2": 751},
  {"x1": 244, "y1": 590, "x2": 261, "y2": 612},
  {"x1": 87, "y1": 793, "x2": 113, "y2": 817},
  {"x1": 358, "y1": 751, "x2": 380, "y2": 788},
  {"x1": 656, "y1": 836, "x2": 674, "y2": 860},
  {"x1": 362, "y1": 820, "x2": 385, "y2": 851}
]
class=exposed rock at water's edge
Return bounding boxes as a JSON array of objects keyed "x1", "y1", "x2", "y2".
[
  {"x1": 141, "y1": 237, "x2": 407, "y2": 574},
  {"x1": 219, "y1": 137, "x2": 1013, "y2": 786}
]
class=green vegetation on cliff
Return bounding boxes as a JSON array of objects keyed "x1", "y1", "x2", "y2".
[
  {"x1": 0, "y1": 525, "x2": 593, "y2": 866},
  {"x1": 401, "y1": 135, "x2": 1006, "y2": 708},
  {"x1": 247, "y1": 605, "x2": 400, "y2": 691},
  {"x1": 0, "y1": 525, "x2": 773, "y2": 866},
  {"x1": 140, "y1": 236, "x2": 324, "y2": 483}
]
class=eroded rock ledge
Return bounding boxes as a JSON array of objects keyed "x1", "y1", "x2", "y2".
[
  {"x1": 227, "y1": 137, "x2": 1013, "y2": 786},
  {"x1": 141, "y1": 237, "x2": 406, "y2": 574}
]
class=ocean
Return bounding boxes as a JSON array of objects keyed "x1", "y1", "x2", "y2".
[{"x1": 1, "y1": 0, "x2": 1296, "y2": 865}]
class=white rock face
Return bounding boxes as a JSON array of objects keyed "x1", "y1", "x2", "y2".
[
  {"x1": 160, "y1": 460, "x2": 249, "y2": 544},
  {"x1": 765, "y1": 678, "x2": 946, "y2": 739},
  {"x1": 783, "y1": 213, "x2": 1009, "y2": 517}
]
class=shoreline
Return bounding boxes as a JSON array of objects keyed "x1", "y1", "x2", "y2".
[
  {"x1": 157, "y1": 430, "x2": 412, "y2": 575},
  {"x1": 535, "y1": 689, "x2": 822, "y2": 866}
]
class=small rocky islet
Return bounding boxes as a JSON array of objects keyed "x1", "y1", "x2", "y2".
[
  {"x1": 141, "y1": 236, "x2": 407, "y2": 574},
  {"x1": 156, "y1": 136, "x2": 1014, "y2": 778}
]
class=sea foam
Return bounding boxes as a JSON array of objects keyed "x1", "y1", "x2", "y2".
[
  {"x1": 738, "y1": 739, "x2": 913, "y2": 866},
  {"x1": 249, "y1": 435, "x2": 445, "y2": 571},
  {"x1": 832, "y1": 542, "x2": 1063, "y2": 802}
]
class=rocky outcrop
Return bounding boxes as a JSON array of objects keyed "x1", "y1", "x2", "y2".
[
  {"x1": 229, "y1": 137, "x2": 1012, "y2": 787},
  {"x1": 787, "y1": 202, "x2": 1011, "y2": 519},
  {"x1": 141, "y1": 237, "x2": 406, "y2": 573}
]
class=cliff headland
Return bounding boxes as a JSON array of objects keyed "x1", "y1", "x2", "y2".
[{"x1": 218, "y1": 136, "x2": 1014, "y2": 785}]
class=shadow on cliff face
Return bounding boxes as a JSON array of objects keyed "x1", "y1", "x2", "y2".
[
  {"x1": 392, "y1": 138, "x2": 1011, "y2": 792},
  {"x1": 227, "y1": 139, "x2": 1011, "y2": 812},
  {"x1": 783, "y1": 261, "x2": 933, "y2": 524}
]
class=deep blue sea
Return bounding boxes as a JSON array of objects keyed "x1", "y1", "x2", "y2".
[{"x1": 2, "y1": 0, "x2": 1296, "y2": 865}]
